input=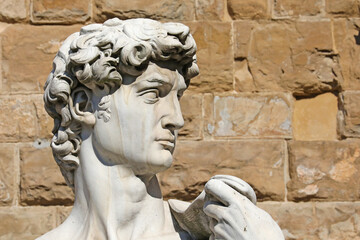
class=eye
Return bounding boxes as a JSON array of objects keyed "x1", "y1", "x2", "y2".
[
  {"x1": 143, "y1": 91, "x2": 158, "y2": 99},
  {"x1": 140, "y1": 89, "x2": 159, "y2": 104}
]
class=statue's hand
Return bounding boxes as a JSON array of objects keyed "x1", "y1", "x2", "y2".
[
  {"x1": 169, "y1": 175, "x2": 257, "y2": 239},
  {"x1": 203, "y1": 176, "x2": 284, "y2": 240}
]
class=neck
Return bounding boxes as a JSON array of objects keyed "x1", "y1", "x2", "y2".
[{"x1": 62, "y1": 133, "x2": 176, "y2": 240}]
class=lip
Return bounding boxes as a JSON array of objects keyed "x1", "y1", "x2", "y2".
[{"x1": 156, "y1": 138, "x2": 175, "y2": 152}]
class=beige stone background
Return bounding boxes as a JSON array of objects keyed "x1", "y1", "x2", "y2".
[{"x1": 0, "y1": 0, "x2": 360, "y2": 239}]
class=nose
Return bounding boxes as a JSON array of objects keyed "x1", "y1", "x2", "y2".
[{"x1": 161, "y1": 94, "x2": 184, "y2": 131}]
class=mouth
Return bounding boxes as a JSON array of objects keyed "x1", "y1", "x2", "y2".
[{"x1": 156, "y1": 138, "x2": 175, "y2": 152}]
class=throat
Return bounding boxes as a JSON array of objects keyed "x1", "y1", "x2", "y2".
[
  {"x1": 71, "y1": 163, "x2": 171, "y2": 240},
  {"x1": 58, "y1": 134, "x2": 180, "y2": 240}
]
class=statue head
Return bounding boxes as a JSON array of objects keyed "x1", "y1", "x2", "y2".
[{"x1": 44, "y1": 18, "x2": 199, "y2": 190}]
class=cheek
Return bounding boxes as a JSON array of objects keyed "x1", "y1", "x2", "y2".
[
  {"x1": 115, "y1": 107, "x2": 146, "y2": 159},
  {"x1": 92, "y1": 120, "x2": 125, "y2": 165}
]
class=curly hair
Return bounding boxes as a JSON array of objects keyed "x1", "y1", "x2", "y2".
[{"x1": 44, "y1": 18, "x2": 199, "y2": 190}]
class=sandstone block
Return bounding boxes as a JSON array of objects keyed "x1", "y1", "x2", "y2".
[
  {"x1": 20, "y1": 145, "x2": 74, "y2": 205},
  {"x1": 0, "y1": 0, "x2": 27, "y2": 23},
  {"x1": 287, "y1": 140, "x2": 360, "y2": 201},
  {"x1": 187, "y1": 22, "x2": 233, "y2": 93},
  {"x1": 273, "y1": 0, "x2": 322, "y2": 17},
  {"x1": 233, "y1": 20, "x2": 255, "y2": 59},
  {"x1": 333, "y1": 19, "x2": 360, "y2": 90},
  {"x1": 315, "y1": 202, "x2": 360, "y2": 239},
  {"x1": 293, "y1": 93, "x2": 338, "y2": 140},
  {"x1": 205, "y1": 93, "x2": 293, "y2": 138},
  {"x1": 0, "y1": 96, "x2": 37, "y2": 141},
  {"x1": 195, "y1": 0, "x2": 227, "y2": 21},
  {"x1": 0, "y1": 207, "x2": 56, "y2": 240},
  {"x1": 259, "y1": 202, "x2": 360, "y2": 240},
  {"x1": 326, "y1": 0, "x2": 360, "y2": 16},
  {"x1": 258, "y1": 202, "x2": 317, "y2": 239},
  {"x1": 1, "y1": 24, "x2": 82, "y2": 93},
  {"x1": 203, "y1": 93, "x2": 214, "y2": 139},
  {"x1": 295, "y1": 21, "x2": 333, "y2": 51},
  {"x1": 227, "y1": 0, "x2": 269, "y2": 19},
  {"x1": 159, "y1": 140, "x2": 286, "y2": 201},
  {"x1": 234, "y1": 60, "x2": 256, "y2": 92},
  {"x1": 248, "y1": 21, "x2": 342, "y2": 96},
  {"x1": 0, "y1": 144, "x2": 16, "y2": 206},
  {"x1": 178, "y1": 93, "x2": 202, "y2": 139},
  {"x1": 94, "y1": 0, "x2": 195, "y2": 22},
  {"x1": 31, "y1": 0, "x2": 90, "y2": 24},
  {"x1": 338, "y1": 91, "x2": 360, "y2": 138},
  {"x1": 33, "y1": 95, "x2": 53, "y2": 139},
  {"x1": 0, "y1": 95, "x2": 53, "y2": 141}
]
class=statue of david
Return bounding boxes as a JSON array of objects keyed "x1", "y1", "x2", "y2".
[{"x1": 39, "y1": 18, "x2": 284, "y2": 240}]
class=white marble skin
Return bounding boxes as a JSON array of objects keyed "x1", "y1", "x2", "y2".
[{"x1": 39, "y1": 18, "x2": 285, "y2": 240}]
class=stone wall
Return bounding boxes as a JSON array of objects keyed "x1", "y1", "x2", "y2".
[{"x1": 0, "y1": 1, "x2": 359, "y2": 239}]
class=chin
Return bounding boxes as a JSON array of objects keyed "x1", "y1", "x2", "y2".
[{"x1": 147, "y1": 150, "x2": 174, "y2": 174}]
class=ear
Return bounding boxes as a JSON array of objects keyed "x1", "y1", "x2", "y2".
[{"x1": 69, "y1": 87, "x2": 96, "y2": 126}]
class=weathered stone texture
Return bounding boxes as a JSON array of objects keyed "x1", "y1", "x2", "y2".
[
  {"x1": 203, "y1": 93, "x2": 214, "y2": 139},
  {"x1": 315, "y1": 202, "x2": 360, "y2": 240},
  {"x1": 248, "y1": 21, "x2": 342, "y2": 96},
  {"x1": 259, "y1": 202, "x2": 360, "y2": 240},
  {"x1": 31, "y1": 0, "x2": 90, "y2": 24},
  {"x1": 0, "y1": 207, "x2": 56, "y2": 240},
  {"x1": 0, "y1": 96, "x2": 53, "y2": 141},
  {"x1": 234, "y1": 60, "x2": 256, "y2": 92},
  {"x1": 1, "y1": 24, "x2": 82, "y2": 93},
  {"x1": 178, "y1": 93, "x2": 202, "y2": 139},
  {"x1": 227, "y1": 0, "x2": 269, "y2": 19},
  {"x1": 0, "y1": 0, "x2": 27, "y2": 23},
  {"x1": 204, "y1": 93, "x2": 292, "y2": 138},
  {"x1": 0, "y1": 144, "x2": 16, "y2": 206},
  {"x1": 233, "y1": 21, "x2": 255, "y2": 59},
  {"x1": 187, "y1": 22, "x2": 233, "y2": 93},
  {"x1": 34, "y1": 95, "x2": 53, "y2": 139},
  {"x1": 195, "y1": 0, "x2": 227, "y2": 21},
  {"x1": 293, "y1": 93, "x2": 338, "y2": 140},
  {"x1": 20, "y1": 145, "x2": 74, "y2": 205},
  {"x1": 338, "y1": 91, "x2": 360, "y2": 138},
  {"x1": 0, "y1": 96, "x2": 37, "y2": 141},
  {"x1": 273, "y1": 0, "x2": 322, "y2": 17},
  {"x1": 333, "y1": 19, "x2": 360, "y2": 90},
  {"x1": 94, "y1": 0, "x2": 195, "y2": 22},
  {"x1": 159, "y1": 140, "x2": 286, "y2": 201},
  {"x1": 326, "y1": 0, "x2": 360, "y2": 16},
  {"x1": 287, "y1": 140, "x2": 360, "y2": 201},
  {"x1": 259, "y1": 202, "x2": 317, "y2": 239}
]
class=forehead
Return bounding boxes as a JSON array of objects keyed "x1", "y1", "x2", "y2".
[{"x1": 134, "y1": 62, "x2": 186, "y2": 86}]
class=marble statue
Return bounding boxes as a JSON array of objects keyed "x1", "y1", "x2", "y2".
[{"x1": 39, "y1": 18, "x2": 284, "y2": 240}]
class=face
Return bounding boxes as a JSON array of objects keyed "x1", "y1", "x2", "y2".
[{"x1": 92, "y1": 62, "x2": 186, "y2": 175}]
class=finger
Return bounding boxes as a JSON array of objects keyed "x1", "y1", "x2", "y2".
[
  {"x1": 205, "y1": 179, "x2": 250, "y2": 207},
  {"x1": 213, "y1": 223, "x2": 233, "y2": 240},
  {"x1": 211, "y1": 175, "x2": 257, "y2": 205},
  {"x1": 203, "y1": 200, "x2": 224, "y2": 221},
  {"x1": 209, "y1": 217, "x2": 217, "y2": 233}
]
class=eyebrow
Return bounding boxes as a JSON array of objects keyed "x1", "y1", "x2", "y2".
[
  {"x1": 146, "y1": 73, "x2": 171, "y2": 83},
  {"x1": 144, "y1": 73, "x2": 174, "y2": 87},
  {"x1": 146, "y1": 78, "x2": 168, "y2": 84}
]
